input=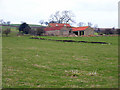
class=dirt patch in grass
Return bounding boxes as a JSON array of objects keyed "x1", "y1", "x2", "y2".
[
  {"x1": 32, "y1": 64, "x2": 49, "y2": 69},
  {"x1": 30, "y1": 37, "x2": 109, "y2": 44}
]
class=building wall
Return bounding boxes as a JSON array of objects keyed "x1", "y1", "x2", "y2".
[
  {"x1": 59, "y1": 30, "x2": 70, "y2": 35},
  {"x1": 45, "y1": 27, "x2": 70, "y2": 36},
  {"x1": 72, "y1": 27, "x2": 94, "y2": 36},
  {"x1": 84, "y1": 27, "x2": 94, "y2": 35},
  {"x1": 60, "y1": 27, "x2": 70, "y2": 35},
  {"x1": 45, "y1": 30, "x2": 60, "y2": 36}
]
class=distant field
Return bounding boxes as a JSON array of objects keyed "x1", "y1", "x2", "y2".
[
  {"x1": 1, "y1": 24, "x2": 43, "y2": 31},
  {"x1": 2, "y1": 30, "x2": 118, "y2": 88},
  {"x1": 10, "y1": 24, "x2": 43, "y2": 27}
]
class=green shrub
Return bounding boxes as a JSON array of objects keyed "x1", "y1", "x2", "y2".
[
  {"x1": 36, "y1": 28, "x2": 45, "y2": 36},
  {"x1": 3, "y1": 28, "x2": 11, "y2": 36}
]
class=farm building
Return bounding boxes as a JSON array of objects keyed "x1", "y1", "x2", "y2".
[
  {"x1": 44, "y1": 23, "x2": 71, "y2": 36},
  {"x1": 48, "y1": 23, "x2": 71, "y2": 27},
  {"x1": 44, "y1": 26, "x2": 71, "y2": 36},
  {"x1": 44, "y1": 23, "x2": 95, "y2": 36},
  {"x1": 72, "y1": 26, "x2": 94, "y2": 36}
]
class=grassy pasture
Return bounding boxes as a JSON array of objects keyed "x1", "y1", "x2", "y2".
[
  {"x1": 2, "y1": 30, "x2": 118, "y2": 88},
  {"x1": 10, "y1": 24, "x2": 42, "y2": 27},
  {"x1": 1, "y1": 24, "x2": 43, "y2": 33}
]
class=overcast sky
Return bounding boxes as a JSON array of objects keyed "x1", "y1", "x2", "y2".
[{"x1": 0, "y1": 0, "x2": 119, "y2": 28}]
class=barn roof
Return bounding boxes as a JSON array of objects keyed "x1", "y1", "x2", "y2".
[
  {"x1": 44, "y1": 26, "x2": 64, "y2": 31},
  {"x1": 72, "y1": 26, "x2": 89, "y2": 31},
  {"x1": 49, "y1": 23, "x2": 71, "y2": 27}
]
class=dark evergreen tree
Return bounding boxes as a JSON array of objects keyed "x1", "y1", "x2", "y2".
[{"x1": 19, "y1": 23, "x2": 31, "y2": 34}]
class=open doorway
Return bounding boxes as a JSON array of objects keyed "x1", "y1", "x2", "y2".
[
  {"x1": 73, "y1": 32, "x2": 78, "y2": 35},
  {"x1": 73, "y1": 31, "x2": 84, "y2": 36},
  {"x1": 80, "y1": 31, "x2": 84, "y2": 35}
]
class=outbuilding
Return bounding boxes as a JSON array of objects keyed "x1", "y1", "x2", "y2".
[
  {"x1": 72, "y1": 26, "x2": 94, "y2": 36},
  {"x1": 44, "y1": 23, "x2": 71, "y2": 36},
  {"x1": 44, "y1": 26, "x2": 71, "y2": 36}
]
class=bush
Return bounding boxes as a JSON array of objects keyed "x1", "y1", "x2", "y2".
[
  {"x1": 19, "y1": 23, "x2": 31, "y2": 34},
  {"x1": 29, "y1": 29, "x2": 37, "y2": 36},
  {"x1": 36, "y1": 28, "x2": 45, "y2": 36},
  {"x1": 23, "y1": 26, "x2": 31, "y2": 34},
  {"x1": 104, "y1": 29, "x2": 113, "y2": 35},
  {"x1": 117, "y1": 29, "x2": 120, "y2": 35},
  {"x1": 94, "y1": 33, "x2": 98, "y2": 35},
  {"x1": 3, "y1": 28, "x2": 11, "y2": 36}
]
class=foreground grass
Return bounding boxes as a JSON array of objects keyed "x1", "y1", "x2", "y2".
[{"x1": 2, "y1": 34, "x2": 118, "y2": 88}]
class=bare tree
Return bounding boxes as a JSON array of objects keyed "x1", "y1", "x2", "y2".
[
  {"x1": 78, "y1": 22, "x2": 85, "y2": 27},
  {"x1": 0, "y1": 19, "x2": 4, "y2": 24},
  {"x1": 0, "y1": 20, "x2": 11, "y2": 25},
  {"x1": 88, "y1": 22, "x2": 92, "y2": 27},
  {"x1": 94, "y1": 24, "x2": 98, "y2": 29},
  {"x1": 49, "y1": 10, "x2": 75, "y2": 24},
  {"x1": 94, "y1": 24, "x2": 98, "y2": 32},
  {"x1": 3, "y1": 22, "x2": 6, "y2": 25},
  {"x1": 0, "y1": 19, "x2": 7, "y2": 25},
  {"x1": 39, "y1": 20, "x2": 44, "y2": 25},
  {"x1": 44, "y1": 22, "x2": 49, "y2": 25},
  {"x1": 7, "y1": 21, "x2": 11, "y2": 25}
]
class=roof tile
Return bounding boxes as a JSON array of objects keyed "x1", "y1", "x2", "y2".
[
  {"x1": 49, "y1": 23, "x2": 71, "y2": 27},
  {"x1": 72, "y1": 26, "x2": 89, "y2": 31},
  {"x1": 44, "y1": 26, "x2": 64, "y2": 31}
]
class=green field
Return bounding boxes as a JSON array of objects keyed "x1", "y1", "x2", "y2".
[
  {"x1": 2, "y1": 30, "x2": 118, "y2": 88},
  {"x1": 10, "y1": 24, "x2": 43, "y2": 27},
  {"x1": 1, "y1": 24, "x2": 44, "y2": 32}
]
